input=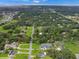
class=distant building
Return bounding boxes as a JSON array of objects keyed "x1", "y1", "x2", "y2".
[
  {"x1": 9, "y1": 50, "x2": 15, "y2": 59},
  {"x1": 9, "y1": 50, "x2": 15, "y2": 55},
  {"x1": 74, "y1": 24, "x2": 79, "y2": 29},
  {"x1": 4, "y1": 42, "x2": 18, "y2": 50}
]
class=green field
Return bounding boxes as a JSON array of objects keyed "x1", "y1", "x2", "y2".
[
  {"x1": 0, "y1": 57, "x2": 8, "y2": 59},
  {"x1": 15, "y1": 43, "x2": 40, "y2": 59},
  {"x1": 26, "y1": 27, "x2": 32, "y2": 37},
  {"x1": 65, "y1": 41, "x2": 79, "y2": 54},
  {"x1": 14, "y1": 54, "x2": 28, "y2": 59},
  {"x1": 1, "y1": 41, "x2": 79, "y2": 59},
  {"x1": 0, "y1": 54, "x2": 8, "y2": 59},
  {"x1": 19, "y1": 43, "x2": 40, "y2": 49},
  {"x1": 44, "y1": 56, "x2": 52, "y2": 59},
  {"x1": 19, "y1": 44, "x2": 30, "y2": 48}
]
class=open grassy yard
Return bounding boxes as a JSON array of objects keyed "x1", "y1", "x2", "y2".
[
  {"x1": 14, "y1": 54, "x2": 28, "y2": 59},
  {"x1": 26, "y1": 27, "x2": 32, "y2": 37},
  {"x1": 19, "y1": 44, "x2": 30, "y2": 48},
  {"x1": 65, "y1": 41, "x2": 79, "y2": 54},
  {"x1": 0, "y1": 57, "x2": 8, "y2": 59},
  {"x1": 0, "y1": 54, "x2": 8, "y2": 57},
  {"x1": 1, "y1": 41, "x2": 79, "y2": 59},
  {"x1": 0, "y1": 54, "x2": 8, "y2": 59},
  {"x1": 15, "y1": 43, "x2": 41, "y2": 59},
  {"x1": 19, "y1": 43, "x2": 40, "y2": 49},
  {"x1": 44, "y1": 56, "x2": 52, "y2": 59}
]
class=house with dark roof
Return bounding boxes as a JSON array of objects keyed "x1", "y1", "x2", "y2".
[{"x1": 40, "y1": 43, "x2": 52, "y2": 50}]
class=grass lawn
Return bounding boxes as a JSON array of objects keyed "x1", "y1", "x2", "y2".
[
  {"x1": 26, "y1": 27, "x2": 32, "y2": 37},
  {"x1": 19, "y1": 44, "x2": 29, "y2": 48},
  {"x1": 32, "y1": 50, "x2": 40, "y2": 55},
  {"x1": 19, "y1": 43, "x2": 40, "y2": 55},
  {"x1": 19, "y1": 43, "x2": 40, "y2": 49},
  {"x1": 16, "y1": 43, "x2": 40, "y2": 59},
  {"x1": 14, "y1": 54, "x2": 28, "y2": 59},
  {"x1": 0, "y1": 54, "x2": 8, "y2": 59},
  {"x1": 65, "y1": 41, "x2": 79, "y2": 54},
  {"x1": 0, "y1": 26, "x2": 8, "y2": 32},
  {"x1": 44, "y1": 56, "x2": 52, "y2": 59},
  {"x1": 0, "y1": 54, "x2": 8, "y2": 57},
  {"x1": 0, "y1": 57, "x2": 8, "y2": 59},
  {"x1": 18, "y1": 49, "x2": 29, "y2": 53},
  {"x1": 32, "y1": 44, "x2": 40, "y2": 49}
]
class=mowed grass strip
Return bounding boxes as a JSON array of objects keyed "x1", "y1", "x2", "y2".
[
  {"x1": 19, "y1": 44, "x2": 29, "y2": 48},
  {"x1": 14, "y1": 54, "x2": 28, "y2": 59},
  {"x1": 0, "y1": 54, "x2": 8, "y2": 59},
  {"x1": 0, "y1": 54, "x2": 8, "y2": 57},
  {"x1": 26, "y1": 27, "x2": 32, "y2": 37},
  {"x1": 18, "y1": 43, "x2": 40, "y2": 55},
  {"x1": 19, "y1": 43, "x2": 40, "y2": 49},
  {"x1": 32, "y1": 50, "x2": 40, "y2": 55},
  {"x1": 18, "y1": 49, "x2": 29, "y2": 53},
  {"x1": 32, "y1": 44, "x2": 40, "y2": 49},
  {"x1": 65, "y1": 41, "x2": 79, "y2": 54},
  {"x1": 0, "y1": 57, "x2": 8, "y2": 59},
  {"x1": 44, "y1": 56, "x2": 52, "y2": 59}
]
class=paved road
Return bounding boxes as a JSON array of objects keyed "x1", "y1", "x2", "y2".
[{"x1": 28, "y1": 25, "x2": 34, "y2": 59}]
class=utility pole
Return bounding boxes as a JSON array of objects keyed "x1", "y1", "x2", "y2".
[{"x1": 28, "y1": 25, "x2": 34, "y2": 59}]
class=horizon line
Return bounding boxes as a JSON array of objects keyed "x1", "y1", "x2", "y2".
[{"x1": 1, "y1": 4, "x2": 79, "y2": 6}]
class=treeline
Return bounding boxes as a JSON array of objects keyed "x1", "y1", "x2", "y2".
[{"x1": 0, "y1": 10, "x2": 79, "y2": 50}]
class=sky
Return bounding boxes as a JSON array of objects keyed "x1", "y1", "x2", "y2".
[{"x1": 0, "y1": 0, "x2": 79, "y2": 6}]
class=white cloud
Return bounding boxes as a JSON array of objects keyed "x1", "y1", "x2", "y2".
[
  {"x1": 32, "y1": 0, "x2": 48, "y2": 3},
  {"x1": 33, "y1": 0, "x2": 40, "y2": 3}
]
